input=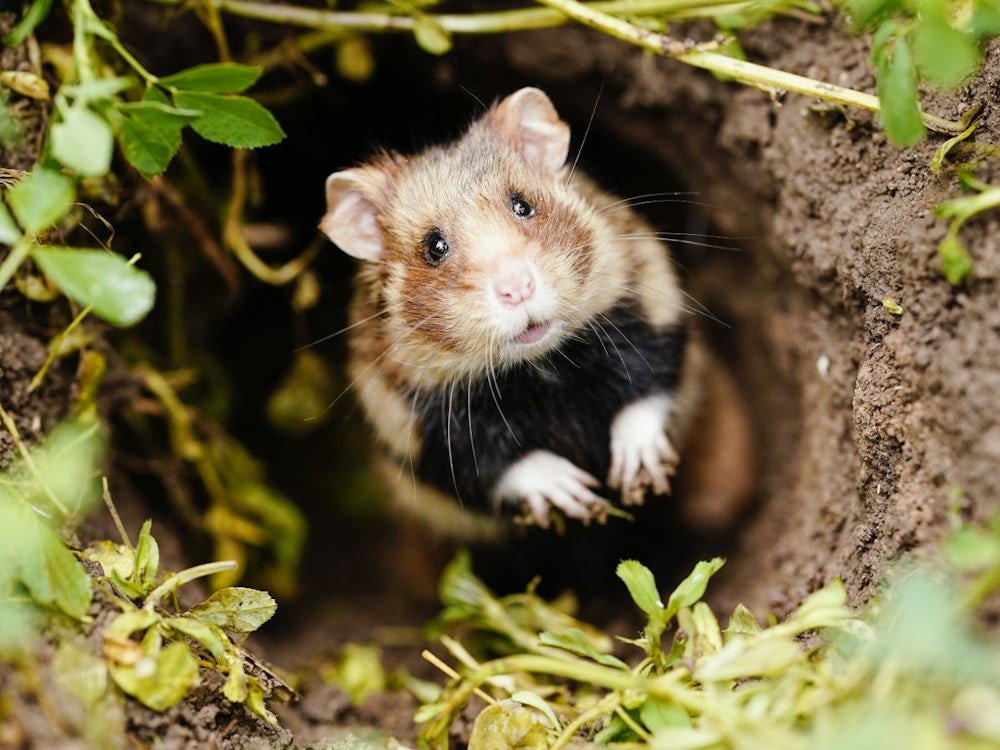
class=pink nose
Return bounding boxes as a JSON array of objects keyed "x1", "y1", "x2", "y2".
[{"x1": 494, "y1": 267, "x2": 535, "y2": 305}]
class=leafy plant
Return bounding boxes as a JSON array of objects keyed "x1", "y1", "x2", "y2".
[
  {"x1": 933, "y1": 169, "x2": 1000, "y2": 284},
  {"x1": 418, "y1": 541, "x2": 1000, "y2": 749},
  {"x1": 842, "y1": 0, "x2": 1000, "y2": 146},
  {"x1": 87, "y1": 520, "x2": 283, "y2": 720},
  {"x1": 0, "y1": 414, "x2": 103, "y2": 656}
]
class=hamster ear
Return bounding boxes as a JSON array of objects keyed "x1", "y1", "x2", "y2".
[
  {"x1": 490, "y1": 87, "x2": 570, "y2": 174},
  {"x1": 320, "y1": 169, "x2": 385, "y2": 262}
]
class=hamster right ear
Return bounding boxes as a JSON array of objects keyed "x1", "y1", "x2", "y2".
[
  {"x1": 320, "y1": 170, "x2": 385, "y2": 262},
  {"x1": 490, "y1": 87, "x2": 571, "y2": 174}
]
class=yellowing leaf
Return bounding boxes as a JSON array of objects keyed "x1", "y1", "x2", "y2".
[
  {"x1": 186, "y1": 586, "x2": 276, "y2": 633},
  {"x1": 108, "y1": 641, "x2": 200, "y2": 712}
]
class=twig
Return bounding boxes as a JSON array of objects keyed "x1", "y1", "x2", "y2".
[
  {"x1": 536, "y1": 0, "x2": 967, "y2": 135},
  {"x1": 223, "y1": 150, "x2": 320, "y2": 286},
  {"x1": 102, "y1": 476, "x2": 134, "y2": 550}
]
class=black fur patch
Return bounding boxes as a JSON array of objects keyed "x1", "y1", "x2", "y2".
[{"x1": 411, "y1": 305, "x2": 687, "y2": 513}]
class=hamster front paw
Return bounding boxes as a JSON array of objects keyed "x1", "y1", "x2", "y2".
[
  {"x1": 495, "y1": 450, "x2": 610, "y2": 528},
  {"x1": 607, "y1": 393, "x2": 679, "y2": 505}
]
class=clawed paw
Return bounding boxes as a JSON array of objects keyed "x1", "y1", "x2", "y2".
[
  {"x1": 607, "y1": 393, "x2": 679, "y2": 506},
  {"x1": 496, "y1": 450, "x2": 611, "y2": 528}
]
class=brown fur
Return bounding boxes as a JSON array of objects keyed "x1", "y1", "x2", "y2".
[{"x1": 323, "y1": 89, "x2": 754, "y2": 537}]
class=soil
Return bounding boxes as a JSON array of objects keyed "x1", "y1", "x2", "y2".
[{"x1": 2, "y1": 4, "x2": 1000, "y2": 749}]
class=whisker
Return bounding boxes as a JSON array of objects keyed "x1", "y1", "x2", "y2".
[
  {"x1": 598, "y1": 312, "x2": 654, "y2": 375},
  {"x1": 466, "y1": 373, "x2": 479, "y2": 478},
  {"x1": 486, "y1": 335, "x2": 521, "y2": 446},
  {"x1": 295, "y1": 307, "x2": 390, "y2": 352},
  {"x1": 446, "y1": 380, "x2": 463, "y2": 505},
  {"x1": 316, "y1": 312, "x2": 438, "y2": 418},
  {"x1": 567, "y1": 80, "x2": 603, "y2": 185}
]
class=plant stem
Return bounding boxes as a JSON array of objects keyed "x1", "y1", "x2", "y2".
[
  {"x1": 143, "y1": 0, "x2": 966, "y2": 136},
  {"x1": 0, "y1": 235, "x2": 32, "y2": 293},
  {"x1": 143, "y1": 0, "x2": 779, "y2": 32},
  {"x1": 537, "y1": 0, "x2": 966, "y2": 135},
  {"x1": 144, "y1": 560, "x2": 237, "y2": 608}
]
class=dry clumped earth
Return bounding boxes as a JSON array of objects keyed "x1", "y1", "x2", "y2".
[{"x1": 1, "y1": 10, "x2": 1000, "y2": 749}]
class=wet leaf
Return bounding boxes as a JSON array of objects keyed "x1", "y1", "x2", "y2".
[
  {"x1": 173, "y1": 91, "x2": 284, "y2": 148},
  {"x1": 6, "y1": 168, "x2": 75, "y2": 235},
  {"x1": 159, "y1": 63, "x2": 262, "y2": 93},
  {"x1": 31, "y1": 246, "x2": 156, "y2": 326},
  {"x1": 187, "y1": 586, "x2": 276, "y2": 633}
]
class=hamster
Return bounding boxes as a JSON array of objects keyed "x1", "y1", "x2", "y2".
[{"x1": 319, "y1": 87, "x2": 754, "y2": 535}]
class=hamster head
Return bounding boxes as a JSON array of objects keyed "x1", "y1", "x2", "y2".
[{"x1": 320, "y1": 87, "x2": 626, "y2": 386}]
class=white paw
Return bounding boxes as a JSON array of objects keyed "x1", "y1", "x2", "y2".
[
  {"x1": 494, "y1": 450, "x2": 609, "y2": 528},
  {"x1": 607, "y1": 393, "x2": 679, "y2": 505}
]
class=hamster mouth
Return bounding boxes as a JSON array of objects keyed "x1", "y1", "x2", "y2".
[{"x1": 514, "y1": 320, "x2": 552, "y2": 345}]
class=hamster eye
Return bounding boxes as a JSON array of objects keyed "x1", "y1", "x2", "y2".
[
  {"x1": 510, "y1": 193, "x2": 535, "y2": 219},
  {"x1": 422, "y1": 228, "x2": 450, "y2": 266}
]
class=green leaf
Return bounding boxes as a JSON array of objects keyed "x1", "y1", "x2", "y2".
[
  {"x1": 173, "y1": 91, "x2": 284, "y2": 149},
  {"x1": 35, "y1": 420, "x2": 103, "y2": 514},
  {"x1": 61, "y1": 77, "x2": 134, "y2": 103},
  {"x1": 50, "y1": 105, "x2": 114, "y2": 177},
  {"x1": 617, "y1": 560, "x2": 664, "y2": 616},
  {"x1": 4, "y1": 0, "x2": 55, "y2": 47},
  {"x1": 0, "y1": 202, "x2": 21, "y2": 245},
  {"x1": 186, "y1": 586, "x2": 276, "y2": 633},
  {"x1": 132, "y1": 519, "x2": 160, "y2": 590},
  {"x1": 694, "y1": 637, "x2": 804, "y2": 682},
  {"x1": 938, "y1": 231, "x2": 973, "y2": 285},
  {"x1": 538, "y1": 628, "x2": 629, "y2": 669},
  {"x1": 913, "y1": 20, "x2": 980, "y2": 87},
  {"x1": 159, "y1": 63, "x2": 263, "y2": 93},
  {"x1": 166, "y1": 616, "x2": 230, "y2": 661},
  {"x1": 843, "y1": 0, "x2": 899, "y2": 28},
  {"x1": 31, "y1": 246, "x2": 156, "y2": 326},
  {"x1": 109, "y1": 641, "x2": 200, "y2": 711},
  {"x1": 664, "y1": 557, "x2": 724, "y2": 619},
  {"x1": 640, "y1": 698, "x2": 691, "y2": 732},
  {"x1": 6, "y1": 168, "x2": 75, "y2": 235},
  {"x1": 223, "y1": 654, "x2": 249, "y2": 702},
  {"x1": 117, "y1": 101, "x2": 200, "y2": 178},
  {"x1": 17, "y1": 507, "x2": 94, "y2": 619},
  {"x1": 414, "y1": 16, "x2": 452, "y2": 55},
  {"x1": 725, "y1": 603, "x2": 762, "y2": 639},
  {"x1": 873, "y1": 31, "x2": 926, "y2": 147}
]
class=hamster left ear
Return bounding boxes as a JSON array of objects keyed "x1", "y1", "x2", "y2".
[
  {"x1": 320, "y1": 169, "x2": 385, "y2": 262},
  {"x1": 491, "y1": 87, "x2": 570, "y2": 174}
]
